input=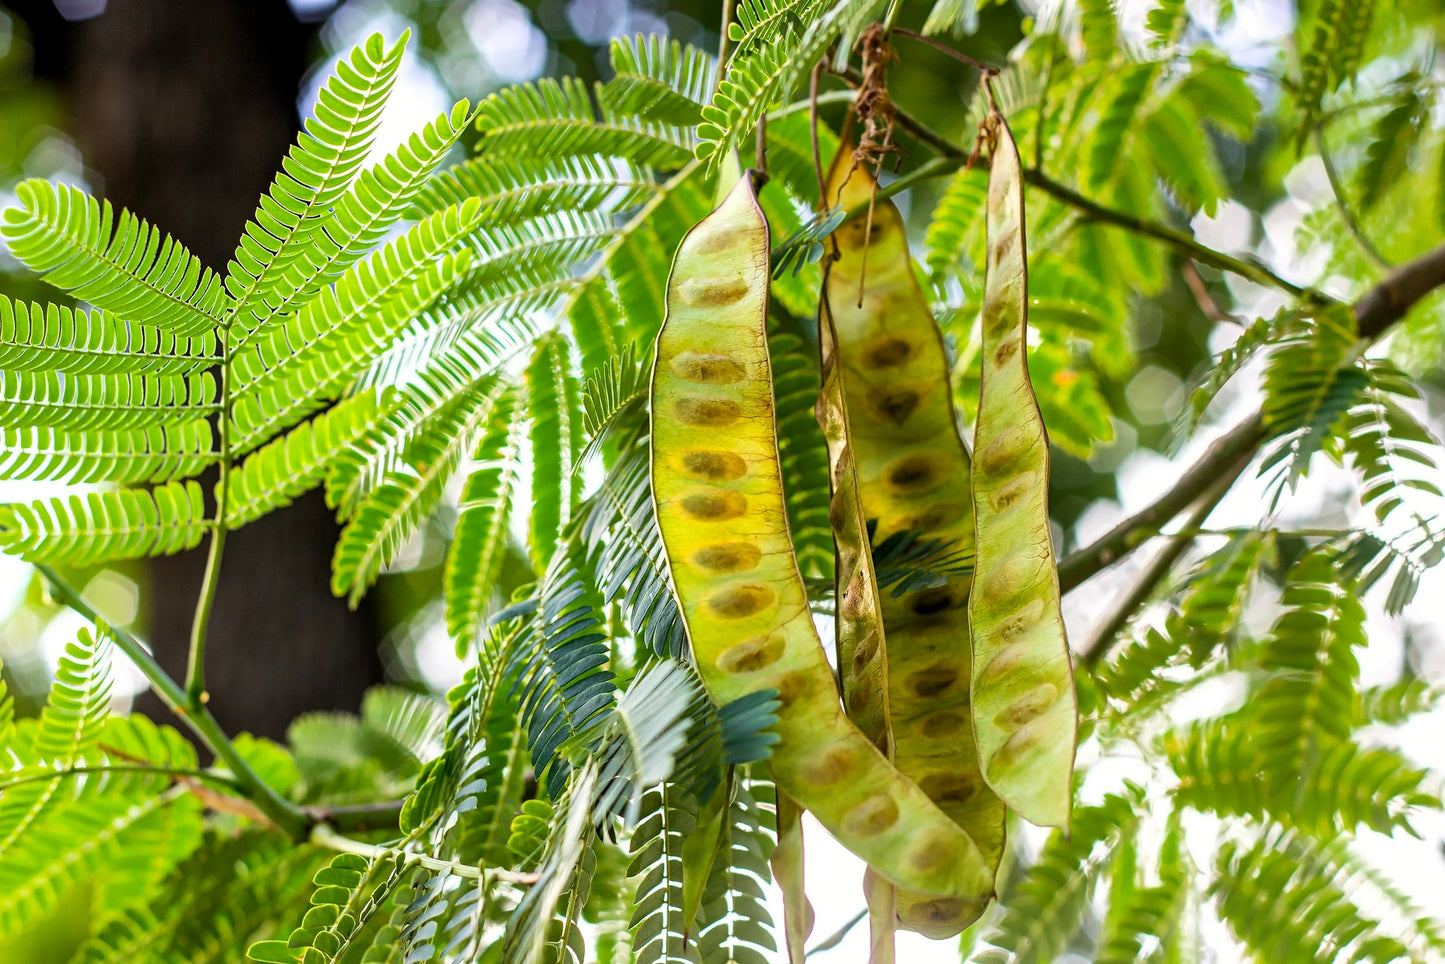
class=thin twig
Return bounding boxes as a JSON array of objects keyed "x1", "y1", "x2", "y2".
[
  {"x1": 715, "y1": 0, "x2": 734, "y2": 79},
  {"x1": 1314, "y1": 126, "x2": 1390, "y2": 273},
  {"x1": 830, "y1": 74, "x2": 1316, "y2": 299},
  {"x1": 1077, "y1": 453, "x2": 1251, "y2": 669},
  {"x1": 304, "y1": 799, "x2": 407, "y2": 833},
  {"x1": 34, "y1": 564, "x2": 309, "y2": 838},
  {"x1": 889, "y1": 27, "x2": 998, "y2": 74},
  {"x1": 806, "y1": 908, "x2": 868, "y2": 956},
  {"x1": 1056, "y1": 416, "x2": 1265, "y2": 593},
  {"x1": 1181, "y1": 261, "x2": 1237, "y2": 324}
]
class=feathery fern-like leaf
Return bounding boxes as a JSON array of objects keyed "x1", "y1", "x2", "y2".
[
  {"x1": 581, "y1": 442, "x2": 686, "y2": 660},
  {"x1": 229, "y1": 198, "x2": 480, "y2": 454},
  {"x1": 227, "y1": 390, "x2": 391, "y2": 527},
  {"x1": 1213, "y1": 833, "x2": 1408, "y2": 964},
  {"x1": 0, "y1": 628, "x2": 113, "y2": 857},
  {"x1": 528, "y1": 333, "x2": 584, "y2": 571},
  {"x1": 331, "y1": 382, "x2": 504, "y2": 605},
  {"x1": 445, "y1": 386, "x2": 523, "y2": 647},
  {"x1": 0, "y1": 480, "x2": 207, "y2": 565},
  {"x1": 0, "y1": 297, "x2": 216, "y2": 375},
  {"x1": 508, "y1": 549, "x2": 617, "y2": 788},
  {"x1": 696, "y1": 777, "x2": 777, "y2": 964},
  {"x1": 2, "y1": 180, "x2": 230, "y2": 336},
  {"x1": 0, "y1": 420, "x2": 215, "y2": 484},
  {"x1": 593, "y1": 663, "x2": 700, "y2": 826},
  {"x1": 226, "y1": 32, "x2": 406, "y2": 336},
  {"x1": 0, "y1": 368, "x2": 216, "y2": 430},
  {"x1": 973, "y1": 791, "x2": 1142, "y2": 964},
  {"x1": 238, "y1": 98, "x2": 476, "y2": 339},
  {"x1": 1260, "y1": 307, "x2": 1366, "y2": 501},
  {"x1": 627, "y1": 783, "x2": 696, "y2": 964},
  {"x1": 603, "y1": 35, "x2": 714, "y2": 126}
]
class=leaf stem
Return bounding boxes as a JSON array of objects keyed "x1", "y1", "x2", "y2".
[
  {"x1": 833, "y1": 70, "x2": 1314, "y2": 298},
  {"x1": 716, "y1": 0, "x2": 734, "y2": 80},
  {"x1": 33, "y1": 563, "x2": 309, "y2": 839},
  {"x1": 0, "y1": 762, "x2": 243, "y2": 793},
  {"x1": 309, "y1": 823, "x2": 539, "y2": 884},
  {"x1": 185, "y1": 340, "x2": 231, "y2": 707}
]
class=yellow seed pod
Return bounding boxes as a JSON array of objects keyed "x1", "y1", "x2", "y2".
[
  {"x1": 969, "y1": 112, "x2": 1077, "y2": 830},
  {"x1": 819, "y1": 290, "x2": 898, "y2": 958},
  {"x1": 650, "y1": 171, "x2": 993, "y2": 902},
  {"x1": 822, "y1": 149, "x2": 1004, "y2": 937}
]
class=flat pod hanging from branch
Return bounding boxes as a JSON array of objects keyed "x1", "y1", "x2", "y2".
[
  {"x1": 818, "y1": 288, "x2": 898, "y2": 960},
  {"x1": 969, "y1": 109, "x2": 1077, "y2": 830},
  {"x1": 822, "y1": 146, "x2": 1004, "y2": 937},
  {"x1": 649, "y1": 170, "x2": 994, "y2": 902}
]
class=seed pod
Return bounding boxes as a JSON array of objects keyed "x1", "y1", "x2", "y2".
[
  {"x1": 771, "y1": 792, "x2": 813, "y2": 964},
  {"x1": 822, "y1": 151, "x2": 1003, "y2": 935},
  {"x1": 819, "y1": 291, "x2": 897, "y2": 959},
  {"x1": 969, "y1": 112, "x2": 1077, "y2": 830},
  {"x1": 650, "y1": 171, "x2": 993, "y2": 901}
]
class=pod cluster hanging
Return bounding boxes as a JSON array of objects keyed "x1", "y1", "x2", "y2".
[{"x1": 648, "y1": 99, "x2": 1077, "y2": 954}]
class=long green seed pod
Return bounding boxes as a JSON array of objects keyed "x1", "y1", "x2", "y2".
[
  {"x1": 650, "y1": 171, "x2": 993, "y2": 901},
  {"x1": 822, "y1": 153, "x2": 1003, "y2": 935},
  {"x1": 970, "y1": 112, "x2": 1077, "y2": 830},
  {"x1": 818, "y1": 292, "x2": 896, "y2": 961}
]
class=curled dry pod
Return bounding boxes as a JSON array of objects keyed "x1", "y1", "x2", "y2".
[
  {"x1": 822, "y1": 151, "x2": 1003, "y2": 936},
  {"x1": 650, "y1": 171, "x2": 993, "y2": 902},
  {"x1": 818, "y1": 293, "x2": 896, "y2": 961},
  {"x1": 969, "y1": 112, "x2": 1077, "y2": 829}
]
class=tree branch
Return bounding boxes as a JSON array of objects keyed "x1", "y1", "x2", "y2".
[
  {"x1": 34, "y1": 564, "x2": 309, "y2": 839},
  {"x1": 1057, "y1": 416, "x2": 1265, "y2": 593},
  {"x1": 1060, "y1": 238, "x2": 1445, "y2": 594},
  {"x1": 838, "y1": 72, "x2": 1313, "y2": 298},
  {"x1": 1076, "y1": 452, "x2": 1251, "y2": 669},
  {"x1": 1355, "y1": 240, "x2": 1445, "y2": 339}
]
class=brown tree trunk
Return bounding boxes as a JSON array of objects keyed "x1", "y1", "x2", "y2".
[{"x1": 15, "y1": 0, "x2": 384, "y2": 741}]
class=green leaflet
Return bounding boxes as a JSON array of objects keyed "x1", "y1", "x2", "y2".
[
  {"x1": 528, "y1": 332, "x2": 584, "y2": 571},
  {"x1": 227, "y1": 390, "x2": 392, "y2": 528},
  {"x1": 0, "y1": 479, "x2": 208, "y2": 565},
  {"x1": 227, "y1": 31, "x2": 407, "y2": 341},
  {"x1": 1, "y1": 180, "x2": 230, "y2": 337},
  {"x1": 0, "y1": 296, "x2": 216, "y2": 375},
  {"x1": 695, "y1": 776, "x2": 777, "y2": 964},
  {"x1": 0, "y1": 629, "x2": 113, "y2": 857},
  {"x1": 331, "y1": 381, "x2": 507, "y2": 606},
  {"x1": 650, "y1": 173, "x2": 993, "y2": 901},
  {"x1": 627, "y1": 783, "x2": 694, "y2": 964},
  {"x1": 0, "y1": 368, "x2": 216, "y2": 431},
  {"x1": 247, "y1": 853, "x2": 407, "y2": 964},
  {"x1": 240, "y1": 97, "x2": 474, "y2": 337},
  {"x1": 822, "y1": 152, "x2": 1002, "y2": 935},
  {"x1": 228, "y1": 200, "x2": 481, "y2": 455},
  {"x1": 969, "y1": 112, "x2": 1076, "y2": 830},
  {"x1": 0, "y1": 421, "x2": 215, "y2": 484},
  {"x1": 445, "y1": 385, "x2": 523, "y2": 647}
]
